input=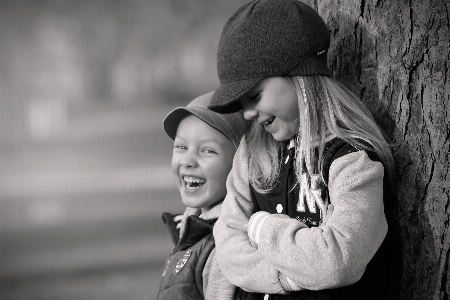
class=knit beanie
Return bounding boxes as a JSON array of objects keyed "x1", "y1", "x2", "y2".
[
  {"x1": 208, "y1": 0, "x2": 331, "y2": 114},
  {"x1": 163, "y1": 92, "x2": 250, "y2": 148}
]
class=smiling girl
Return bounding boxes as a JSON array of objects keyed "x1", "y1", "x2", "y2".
[{"x1": 208, "y1": 0, "x2": 395, "y2": 299}]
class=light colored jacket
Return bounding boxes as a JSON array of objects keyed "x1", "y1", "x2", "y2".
[{"x1": 213, "y1": 139, "x2": 388, "y2": 294}]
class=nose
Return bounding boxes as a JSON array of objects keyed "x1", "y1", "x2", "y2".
[
  {"x1": 241, "y1": 98, "x2": 259, "y2": 121},
  {"x1": 242, "y1": 102, "x2": 260, "y2": 120},
  {"x1": 243, "y1": 109, "x2": 259, "y2": 121},
  {"x1": 179, "y1": 152, "x2": 198, "y2": 168}
]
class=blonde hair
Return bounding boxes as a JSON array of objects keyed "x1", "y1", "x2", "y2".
[{"x1": 246, "y1": 75, "x2": 394, "y2": 194}]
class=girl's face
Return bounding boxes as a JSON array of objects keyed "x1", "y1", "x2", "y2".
[
  {"x1": 241, "y1": 76, "x2": 300, "y2": 141},
  {"x1": 171, "y1": 115, "x2": 236, "y2": 211}
]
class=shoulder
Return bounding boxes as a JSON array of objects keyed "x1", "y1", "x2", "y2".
[
  {"x1": 322, "y1": 138, "x2": 382, "y2": 183},
  {"x1": 328, "y1": 150, "x2": 384, "y2": 189},
  {"x1": 322, "y1": 139, "x2": 358, "y2": 184}
]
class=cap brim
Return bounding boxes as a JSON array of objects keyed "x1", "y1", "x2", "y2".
[
  {"x1": 163, "y1": 106, "x2": 239, "y2": 142},
  {"x1": 208, "y1": 77, "x2": 262, "y2": 114},
  {"x1": 163, "y1": 108, "x2": 192, "y2": 140}
]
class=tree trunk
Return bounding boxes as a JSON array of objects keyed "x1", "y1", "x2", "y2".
[{"x1": 303, "y1": 0, "x2": 450, "y2": 299}]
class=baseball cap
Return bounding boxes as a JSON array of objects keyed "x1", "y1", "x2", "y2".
[
  {"x1": 163, "y1": 92, "x2": 250, "y2": 148},
  {"x1": 208, "y1": 0, "x2": 331, "y2": 113}
]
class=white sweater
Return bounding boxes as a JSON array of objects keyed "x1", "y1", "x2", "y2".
[{"x1": 213, "y1": 139, "x2": 388, "y2": 294}]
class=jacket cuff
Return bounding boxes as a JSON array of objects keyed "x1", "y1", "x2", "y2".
[{"x1": 248, "y1": 211, "x2": 271, "y2": 246}]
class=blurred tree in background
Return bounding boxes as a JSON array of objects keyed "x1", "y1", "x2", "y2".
[
  {"x1": 0, "y1": 0, "x2": 243, "y2": 143},
  {"x1": 0, "y1": 2, "x2": 246, "y2": 299}
]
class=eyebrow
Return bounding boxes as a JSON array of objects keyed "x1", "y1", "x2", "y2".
[
  {"x1": 174, "y1": 136, "x2": 225, "y2": 146},
  {"x1": 198, "y1": 138, "x2": 225, "y2": 146}
]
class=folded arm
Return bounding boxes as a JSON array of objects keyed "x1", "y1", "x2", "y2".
[
  {"x1": 213, "y1": 141, "x2": 288, "y2": 294},
  {"x1": 247, "y1": 151, "x2": 388, "y2": 290}
]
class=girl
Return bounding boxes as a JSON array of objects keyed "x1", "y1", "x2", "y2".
[{"x1": 208, "y1": 0, "x2": 395, "y2": 299}]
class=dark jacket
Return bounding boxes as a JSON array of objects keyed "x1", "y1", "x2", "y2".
[
  {"x1": 156, "y1": 212, "x2": 216, "y2": 300},
  {"x1": 240, "y1": 139, "x2": 393, "y2": 300}
]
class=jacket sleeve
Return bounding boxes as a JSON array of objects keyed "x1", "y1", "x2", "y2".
[
  {"x1": 203, "y1": 248, "x2": 239, "y2": 300},
  {"x1": 252, "y1": 151, "x2": 388, "y2": 290},
  {"x1": 213, "y1": 140, "x2": 288, "y2": 294}
]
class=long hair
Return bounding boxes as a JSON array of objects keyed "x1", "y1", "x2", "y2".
[
  {"x1": 245, "y1": 119, "x2": 284, "y2": 193},
  {"x1": 246, "y1": 75, "x2": 395, "y2": 194}
]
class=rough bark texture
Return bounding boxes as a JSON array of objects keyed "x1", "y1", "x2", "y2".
[{"x1": 302, "y1": 0, "x2": 450, "y2": 299}]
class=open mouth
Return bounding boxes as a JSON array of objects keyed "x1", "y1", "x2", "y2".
[
  {"x1": 183, "y1": 176, "x2": 206, "y2": 190},
  {"x1": 262, "y1": 117, "x2": 275, "y2": 127}
]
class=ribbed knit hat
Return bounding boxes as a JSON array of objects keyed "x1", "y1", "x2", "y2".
[
  {"x1": 163, "y1": 92, "x2": 250, "y2": 148},
  {"x1": 208, "y1": 0, "x2": 331, "y2": 114}
]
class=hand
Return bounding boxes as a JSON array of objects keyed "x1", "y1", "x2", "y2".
[{"x1": 322, "y1": 203, "x2": 334, "y2": 225}]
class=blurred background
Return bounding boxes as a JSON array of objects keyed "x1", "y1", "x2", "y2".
[{"x1": 0, "y1": 0, "x2": 244, "y2": 299}]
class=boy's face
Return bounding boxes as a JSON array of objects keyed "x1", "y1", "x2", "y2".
[{"x1": 171, "y1": 115, "x2": 236, "y2": 210}]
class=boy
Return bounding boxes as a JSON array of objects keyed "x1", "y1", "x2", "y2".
[{"x1": 156, "y1": 92, "x2": 250, "y2": 300}]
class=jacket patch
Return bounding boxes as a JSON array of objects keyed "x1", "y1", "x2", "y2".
[
  {"x1": 297, "y1": 174, "x2": 327, "y2": 211},
  {"x1": 174, "y1": 249, "x2": 192, "y2": 274}
]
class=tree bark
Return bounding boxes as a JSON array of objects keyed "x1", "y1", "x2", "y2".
[{"x1": 303, "y1": 0, "x2": 450, "y2": 299}]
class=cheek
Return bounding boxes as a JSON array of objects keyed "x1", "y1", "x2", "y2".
[
  {"x1": 281, "y1": 87, "x2": 299, "y2": 118},
  {"x1": 290, "y1": 111, "x2": 300, "y2": 128},
  {"x1": 171, "y1": 155, "x2": 180, "y2": 177}
]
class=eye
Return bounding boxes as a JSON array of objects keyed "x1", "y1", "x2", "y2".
[
  {"x1": 249, "y1": 92, "x2": 261, "y2": 101},
  {"x1": 201, "y1": 148, "x2": 217, "y2": 154},
  {"x1": 174, "y1": 144, "x2": 187, "y2": 150}
]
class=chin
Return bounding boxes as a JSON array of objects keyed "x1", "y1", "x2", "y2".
[
  {"x1": 274, "y1": 132, "x2": 297, "y2": 142},
  {"x1": 180, "y1": 196, "x2": 200, "y2": 208},
  {"x1": 273, "y1": 135, "x2": 289, "y2": 142}
]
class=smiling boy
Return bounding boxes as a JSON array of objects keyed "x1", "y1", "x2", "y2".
[
  {"x1": 156, "y1": 92, "x2": 249, "y2": 300},
  {"x1": 172, "y1": 115, "x2": 236, "y2": 212}
]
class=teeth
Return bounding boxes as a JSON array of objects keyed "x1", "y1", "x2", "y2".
[
  {"x1": 183, "y1": 176, "x2": 206, "y2": 190},
  {"x1": 263, "y1": 117, "x2": 275, "y2": 126},
  {"x1": 183, "y1": 176, "x2": 205, "y2": 183}
]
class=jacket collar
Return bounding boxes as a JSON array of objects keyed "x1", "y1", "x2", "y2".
[
  {"x1": 176, "y1": 214, "x2": 216, "y2": 251},
  {"x1": 163, "y1": 202, "x2": 223, "y2": 250}
]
